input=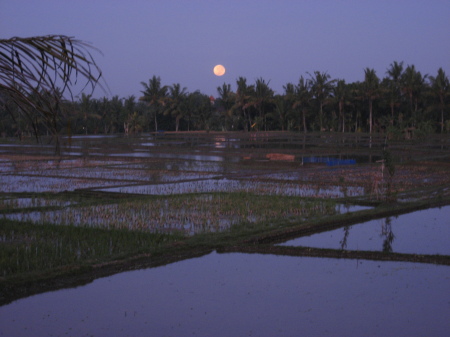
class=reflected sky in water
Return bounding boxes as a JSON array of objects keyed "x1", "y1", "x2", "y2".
[
  {"x1": 280, "y1": 206, "x2": 450, "y2": 255},
  {"x1": 1, "y1": 252, "x2": 449, "y2": 337}
]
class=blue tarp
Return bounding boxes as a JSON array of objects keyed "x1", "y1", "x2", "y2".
[
  {"x1": 302, "y1": 156, "x2": 356, "y2": 166},
  {"x1": 326, "y1": 159, "x2": 356, "y2": 166}
]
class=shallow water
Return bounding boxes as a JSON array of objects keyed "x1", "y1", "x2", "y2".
[
  {"x1": 0, "y1": 252, "x2": 448, "y2": 337},
  {"x1": 0, "y1": 197, "x2": 73, "y2": 209},
  {"x1": 0, "y1": 175, "x2": 119, "y2": 193},
  {"x1": 96, "y1": 178, "x2": 364, "y2": 197},
  {"x1": 3, "y1": 201, "x2": 360, "y2": 235},
  {"x1": 280, "y1": 206, "x2": 450, "y2": 255},
  {"x1": 110, "y1": 151, "x2": 234, "y2": 162}
]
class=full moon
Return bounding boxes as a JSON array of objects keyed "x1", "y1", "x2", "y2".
[{"x1": 213, "y1": 64, "x2": 226, "y2": 76}]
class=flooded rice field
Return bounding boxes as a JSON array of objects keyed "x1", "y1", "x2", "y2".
[
  {"x1": 1, "y1": 251, "x2": 449, "y2": 337},
  {"x1": 1, "y1": 132, "x2": 448, "y2": 197},
  {"x1": 280, "y1": 206, "x2": 450, "y2": 255},
  {"x1": 2, "y1": 197, "x2": 366, "y2": 235},
  {"x1": 95, "y1": 178, "x2": 364, "y2": 197},
  {"x1": 1, "y1": 132, "x2": 449, "y2": 336}
]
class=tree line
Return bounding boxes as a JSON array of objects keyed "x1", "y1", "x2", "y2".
[{"x1": 1, "y1": 61, "x2": 449, "y2": 141}]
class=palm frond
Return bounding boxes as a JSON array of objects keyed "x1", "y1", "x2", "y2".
[
  {"x1": 0, "y1": 35, "x2": 104, "y2": 100},
  {"x1": 0, "y1": 35, "x2": 105, "y2": 153}
]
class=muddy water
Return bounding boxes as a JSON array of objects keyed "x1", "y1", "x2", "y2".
[
  {"x1": 280, "y1": 206, "x2": 450, "y2": 255},
  {"x1": 1, "y1": 252, "x2": 449, "y2": 337}
]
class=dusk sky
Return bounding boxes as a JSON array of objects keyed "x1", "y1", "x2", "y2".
[{"x1": 2, "y1": 0, "x2": 449, "y2": 99}]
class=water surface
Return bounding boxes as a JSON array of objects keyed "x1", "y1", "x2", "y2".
[
  {"x1": 1, "y1": 252, "x2": 448, "y2": 337},
  {"x1": 280, "y1": 206, "x2": 450, "y2": 255}
]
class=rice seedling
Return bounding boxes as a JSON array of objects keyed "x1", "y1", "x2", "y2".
[
  {"x1": 95, "y1": 178, "x2": 365, "y2": 198},
  {"x1": 0, "y1": 218, "x2": 181, "y2": 278},
  {"x1": 2, "y1": 193, "x2": 342, "y2": 236}
]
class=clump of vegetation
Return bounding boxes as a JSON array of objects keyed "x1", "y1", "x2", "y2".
[{"x1": 0, "y1": 219, "x2": 180, "y2": 278}]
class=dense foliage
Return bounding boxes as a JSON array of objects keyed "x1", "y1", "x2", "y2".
[{"x1": 1, "y1": 62, "x2": 449, "y2": 140}]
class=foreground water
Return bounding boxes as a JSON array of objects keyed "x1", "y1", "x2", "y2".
[{"x1": 1, "y1": 252, "x2": 449, "y2": 337}]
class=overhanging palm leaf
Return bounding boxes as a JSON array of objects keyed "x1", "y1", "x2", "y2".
[
  {"x1": 0, "y1": 35, "x2": 104, "y2": 153},
  {"x1": 0, "y1": 35, "x2": 102, "y2": 98}
]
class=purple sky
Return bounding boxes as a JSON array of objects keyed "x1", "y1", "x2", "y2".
[{"x1": 2, "y1": 0, "x2": 449, "y2": 99}]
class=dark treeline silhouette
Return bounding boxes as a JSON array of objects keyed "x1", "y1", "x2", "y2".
[{"x1": 1, "y1": 62, "x2": 449, "y2": 140}]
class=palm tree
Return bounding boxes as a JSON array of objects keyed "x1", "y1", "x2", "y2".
[
  {"x1": 125, "y1": 111, "x2": 144, "y2": 134},
  {"x1": 308, "y1": 71, "x2": 336, "y2": 131},
  {"x1": 216, "y1": 83, "x2": 235, "y2": 130},
  {"x1": 233, "y1": 77, "x2": 254, "y2": 131},
  {"x1": 428, "y1": 68, "x2": 449, "y2": 133},
  {"x1": 333, "y1": 80, "x2": 351, "y2": 133},
  {"x1": 108, "y1": 95, "x2": 125, "y2": 133},
  {"x1": 401, "y1": 65, "x2": 428, "y2": 125},
  {"x1": 0, "y1": 35, "x2": 103, "y2": 154},
  {"x1": 385, "y1": 61, "x2": 404, "y2": 126},
  {"x1": 140, "y1": 76, "x2": 168, "y2": 132},
  {"x1": 188, "y1": 91, "x2": 213, "y2": 131},
  {"x1": 362, "y1": 68, "x2": 380, "y2": 134},
  {"x1": 347, "y1": 81, "x2": 366, "y2": 133},
  {"x1": 97, "y1": 96, "x2": 112, "y2": 134},
  {"x1": 293, "y1": 76, "x2": 311, "y2": 133},
  {"x1": 282, "y1": 83, "x2": 296, "y2": 131},
  {"x1": 167, "y1": 83, "x2": 187, "y2": 132},
  {"x1": 121, "y1": 95, "x2": 137, "y2": 132},
  {"x1": 274, "y1": 94, "x2": 290, "y2": 131},
  {"x1": 184, "y1": 92, "x2": 199, "y2": 131},
  {"x1": 252, "y1": 77, "x2": 274, "y2": 131}
]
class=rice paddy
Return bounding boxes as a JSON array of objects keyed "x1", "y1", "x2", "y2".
[
  {"x1": 1, "y1": 131, "x2": 449, "y2": 305},
  {"x1": 2, "y1": 194, "x2": 341, "y2": 235},
  {"x1": 0, "y1": 219, "x2": 178, "y2": 277}
]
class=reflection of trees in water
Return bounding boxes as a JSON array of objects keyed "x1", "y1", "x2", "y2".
[
  {"x1": 340, "y1": 226, "x2": 351, "y2": 250},
  {"x1": 381, "y1": 217, "x2": 395, "y2": 253},
  {"x1": 339, "y1": 217, "x2": 395, "y2": 252}
]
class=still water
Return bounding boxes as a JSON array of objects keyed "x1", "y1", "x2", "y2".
[
  {"x1": 280, "y1": 206, "x2": 450, "y2": 255},
  {"x1": 1, "y1": 251, "x2": 449, "y2": 337}
]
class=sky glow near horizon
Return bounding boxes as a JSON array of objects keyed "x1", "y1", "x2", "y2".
[{"x1": 1, "y1": 0, "x2": 449, "y2": 99}]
